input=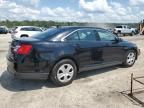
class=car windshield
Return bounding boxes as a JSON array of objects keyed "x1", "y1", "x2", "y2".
[{"x1": 32, "y1": 28, "x2": 68, "y2": 40}]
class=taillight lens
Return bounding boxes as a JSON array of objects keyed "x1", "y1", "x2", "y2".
[{"x1": 16, "y1": 44, "x2": 32, "y2": 55}]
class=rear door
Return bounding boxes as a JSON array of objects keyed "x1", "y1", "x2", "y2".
[
  {"x1": 77, "y1": 29, "x2": 103, "y2": 67},
  {"x1": 64, "y1": 29, "x2": 103, "y2": 69},
  {"x1": 96, "y1": 29, "x2": 124, "y2": 63}
]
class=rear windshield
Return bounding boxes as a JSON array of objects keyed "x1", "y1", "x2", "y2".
[{"x1": 32, "y1": 28, "x2": 69, "y2": 40}]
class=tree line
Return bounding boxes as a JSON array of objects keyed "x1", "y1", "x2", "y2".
[
  {"x1": 0, "y1": 20, "x2": 139, "y2": 29},
  {"x1": 0, "y1": 20, "x2": 84, "y2": 28}
]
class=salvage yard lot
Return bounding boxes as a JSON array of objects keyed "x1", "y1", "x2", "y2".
[{"x1": 0, "y1": 34, "x2": 144, "y2": 108}]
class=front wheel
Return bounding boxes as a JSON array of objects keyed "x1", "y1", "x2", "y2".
[
  {"x1": 123, "y1": 50, "x2": 136, "y2": 67},
  {"x1": 50, "y1": 59, "x2": 77, "y2": 86},
  {"x1": 131, "y1": 31, "x2": 135, "y2": 36}
]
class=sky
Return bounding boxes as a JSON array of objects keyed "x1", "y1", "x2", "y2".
[{"x1": 0, "y1": 0, "x2": 144, "y2": 23}]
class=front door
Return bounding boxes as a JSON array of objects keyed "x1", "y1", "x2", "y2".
[{"x1": 96, "y1": 29, "x2": 125, "y2": 63}]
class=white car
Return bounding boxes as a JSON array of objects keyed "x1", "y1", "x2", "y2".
[
  {"x1": 113, "y1": 25, "x2": 136, "y2": 36},
  {"x1": 11, "y1": 26, "x2": 42, "y2": 39}
]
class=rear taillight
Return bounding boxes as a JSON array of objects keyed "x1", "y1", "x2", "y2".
[{"x1": 16, "y1": 44, "x2": 32, "y2": 55}]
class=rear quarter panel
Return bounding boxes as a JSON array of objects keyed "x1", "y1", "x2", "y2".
[{"x1": 33, "y1": 41, "x2": 78, "y2": 71}]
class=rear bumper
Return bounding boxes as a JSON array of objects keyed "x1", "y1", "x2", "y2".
[{"x1": 7, "y1": 61, "x2": 49, "y2": 80}]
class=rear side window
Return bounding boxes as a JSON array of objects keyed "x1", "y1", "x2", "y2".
[{"x1": 78, "y1": 29, "x2": 96, "y2": 41}]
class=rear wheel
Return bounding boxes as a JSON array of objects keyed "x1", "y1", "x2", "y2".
[
  {"x1": 117, "y1": 31, "x2": 123, "y2": 37},
  {"x1": 50, "y1": 59, "x2": 77, "y2": 86},
  {"x1": 123, "y1": 50, "x2": 136, "y2": 67}
]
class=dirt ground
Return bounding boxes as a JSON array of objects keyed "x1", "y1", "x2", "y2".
[{"x1": 0, "y1": 34, "x2": 144, "y2": 108}]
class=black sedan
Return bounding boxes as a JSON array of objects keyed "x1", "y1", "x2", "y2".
[{"x1": 7, "y1": 27, "x2": 140, "y2": 86}]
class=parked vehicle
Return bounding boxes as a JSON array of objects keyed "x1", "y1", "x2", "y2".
[
  {"x1": 113, "y1": 25, "x2": 137, "y2": 36},
  {"x1": 7, "y1": 27, "x2": 140, "y2": 86},
  {"x1": 8, "y1": 28, "x2": 15, "y2": 34},
  {"x1": 0, "y1": 26, "x2": 8, "y2": 34},
  {"x1": 11, "y1": 26, "x2": 42, "y2": 39}
]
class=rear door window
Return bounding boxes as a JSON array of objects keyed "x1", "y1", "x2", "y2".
[
  {"x1": 65, "y1": 32, "x2": 79, "y2": 41},
  {"x1": 78, "y1": 29, "x2": 96, "y2": 41}
]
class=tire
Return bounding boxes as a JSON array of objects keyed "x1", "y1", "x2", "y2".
[
  {"x1": 122, "y1": 50, "x2": 136, "y2": 67},
  {"x1": 50, "y1": 59, "x2": 77, "y2": 86},
  {"x1": 131, "y1": 31, "x2": 135, "y2": 36},
  {"x1": 117, "y1": 31, "x2": 123, "y2": 37}
]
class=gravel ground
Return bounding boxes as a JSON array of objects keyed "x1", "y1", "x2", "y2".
[{"x1": 0, "y1": 34, "x2": 144, "y2": 108}]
